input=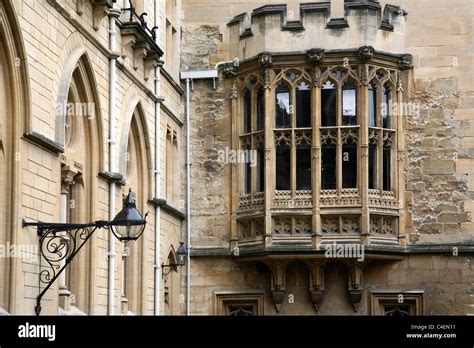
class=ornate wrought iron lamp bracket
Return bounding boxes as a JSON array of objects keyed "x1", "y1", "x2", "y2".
[{"x1": 22, "y1": 219, "x2": 109, "y2": 316}]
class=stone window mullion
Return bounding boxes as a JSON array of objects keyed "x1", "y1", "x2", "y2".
[
  {"x1": 312, "y1": 84, "x2": 320, "y2": 245},
  {"x1": 359, "y1": 81, "x2": 370, "y2": 244},
  {"x1": 251, "y1": 133, "x2": 256, "y2": 194},
  {"x1": 336, "y1": 128, "x2": 342, "y2": 193},
  {"x1": 291, "y1": 87, "x2": 297, "y2": 197},
  {"x1": 336, "y1": 83, "x2": 342, "y2": 194},
  {"x1": 396, "y1": 73, "x2": 406, "y2": 245},
  {"x1": 230, "y1": 85, "x2": 240, "y2": 251},
  {"x1": 264, "y1": 71, "x2": 275, "y2": 244},
  {"x1": 377, "y1": 80, "x2": 384, "y2": 194}
]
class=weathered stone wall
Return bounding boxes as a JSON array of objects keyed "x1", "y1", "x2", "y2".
[
  {"x1": 190, "y1": 254, "x2": 472, "y2": 315},
  {"x1": 186, "y1": 78, "x2": 231, "y2": 248},
  {"x1": 406, "y1": 78, "x2": 472, "y2": 243},
  {"x1": 181, "y1": 25, "x2": 223, "y2": 69},
  {"x1": 400, "y1": 0, "x2": 474, "y2": 245},
  {"x1": 180, "y1": 22, "x2": 232, "y2": 248},
  {"x1": 182, "y1": 0, "x2": 473, "y2": 315}
]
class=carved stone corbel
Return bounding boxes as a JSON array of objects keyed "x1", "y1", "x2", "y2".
[
  {"x1": 61, "y1": 165, "x2": 79, "y2": 193},
  {"x1": 306, "y1": 48, "x2": 325, "y2": 64},
  {"x1": 357, "y1": 45, "x2": 375, "y2": 63},
  {"x1": 121, "y1": 35, "x2": 137, "y2": 59},
  {"x1": 133, "y1": 45, "x2": 148, "y2": 71},
  {"x1": 258, "y1": 52, "x2": 272, "y2": 68},
  {"x1": 265, "y1": 260, "x2": 289, "y2": 312},
  {"x1": 341, "y1": 260, "x2": 370, "y2": 312},
  {"x1": 144, "y1": 55, "x2": 160, "y2": 81},
  {"x1": 305, "y1": 260, "x2": 327, "y2": 312},
  {"x1": 91, "y1": 0, "x2": 113, "y2": 31},
  {"x1": 222, "y1": 60, "x2": 239, "y2": 77},
  {"x1": 76, "y1": 0, "x2": 87, "y2": 15},
  {"x1": 398, "y1": 54, "x2": 413, "y2": 70}
]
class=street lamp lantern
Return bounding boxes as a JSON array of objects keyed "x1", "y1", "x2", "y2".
[
  {"x1": 161, "y1": 242, "x2": 187, "y2": 278},
  {"x1": 176, "y1": 242, "x2": 186, "y2": 266},
  {"x1": 110, "y1": 189, "x2": 148, "y2": 241},
  {"x1": 22, "y1": 188, "x2": 148, "y2": 315}
]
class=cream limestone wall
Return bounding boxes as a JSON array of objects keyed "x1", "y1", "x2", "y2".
[{"x1": 0, "y1": 0, "x2": 185, "y2": 315}]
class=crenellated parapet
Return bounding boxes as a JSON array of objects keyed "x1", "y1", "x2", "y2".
[{"x1": 227, "y1": 1, "x2": 407, "y2": 60}]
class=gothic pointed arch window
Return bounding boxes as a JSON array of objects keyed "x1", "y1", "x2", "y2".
[
  {"x1": 321, "y1": 80, "x2": 337, "y2": 127},
  {"x1": 320, "y1": 72, "x2": 360, "y2": 191},
  {"x1": 0, "y1": 24, "x2": 9, "y2": 314},
  {"x1": 342, "y1": 79, "x2": 358, "y2": 126},
  {"x1": 57, "y1": 54, "x2": 103, "y2": 315},
  {"x1": 240, "y1": 76, "x2": 265, "y2": 196},
  {"x1": 368, "y1": 74, "x2": 396, "y2": 194},
  {"x1": 0, "y1": 0, "x2": 31, "y2": 314},
  {"x1": 273, "y1": 69, "x2": 312, "y2": 193},
  {"x1": 164, "y1": 248, "x2": 179, "y2": 315},
  {"x1": 121, "y1": 105, "x2": 152, "y2": 315},
  {"x1": 275, "y1": 82, "x2": 291, "y2": 128}
]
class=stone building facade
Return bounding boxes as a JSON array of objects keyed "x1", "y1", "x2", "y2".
[
  {"x1": 0, "y1": 0, "x2": 473, "y2": 317},
  {"x1": 0, "y1": 0, "x2": 185, "y2": 315},
  {"x1": 182, "y1": 0, "x2": 474, "y2": 315}
]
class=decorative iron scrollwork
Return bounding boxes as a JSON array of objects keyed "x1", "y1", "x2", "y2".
[{"x1": 23, "y1": 220, "x2": 108, "y2": 315}]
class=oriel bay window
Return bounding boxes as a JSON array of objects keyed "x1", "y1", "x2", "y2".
[
  {"x1": 241, "y1": 82, "x2": 265, "y2": 195},
  {"x1": 233, "y1": 56, "x2": 405, "y2": 245}
]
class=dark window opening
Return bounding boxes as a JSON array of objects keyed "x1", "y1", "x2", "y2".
[
  {"x1": 296, "y1": 82, "x2": 311, "y2": 127},
  {"x1": 243, "y1": 90, "x2": 251, "y2": 133},
  {"x1": 321, "y1": 81, "x2": 336, "y2": 127},
  {"x1": 342, "y1": 143, "x2": 357, "y2": 188},
  {"x1": 276, "y1": 84, "x2": 291, "y2": 128},
  {"x1": 256, "y1": 149, "x2": 264, "y2": 192},
  {"x1": 342, "y1": 81, "x2": 357, "y2": 126},
  {"x1": 383, "y1": 146, "x2": 391, "y2": 191},
  {"x1": 296, "y1": 147, "x2": 311, "y2": 190},
  {"x1": 244, "y1": 161, "x2": 251, "y2": 194},
  {"x1": 321, "y1": 145, "x2": 336, "y2": 189},
  {"x1": 256, "y1": 89, "x2": 264, "y2": 131},
  {"x1": 276, "y1": 146, "x2": 290, "y2": 190},
  {"x1": 369, "y1": 144, "x2": 377, "y2": 189},
  {"x1": 382, "y1": 86, "x2": 391, "y2": 129},
  {"x1": 368, "y1": 84, "x2": 376, "y2": 127}
]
